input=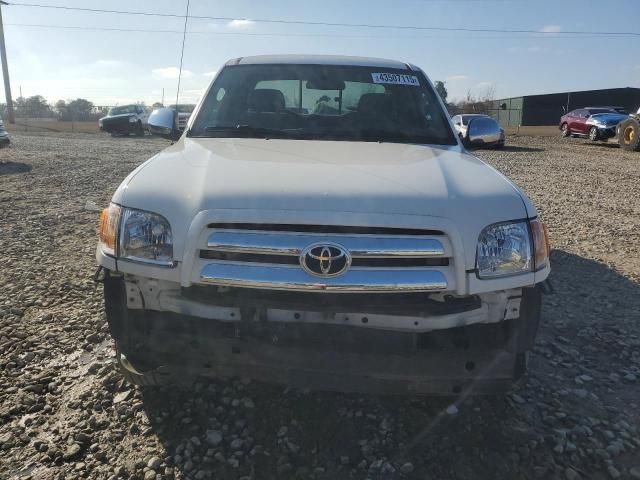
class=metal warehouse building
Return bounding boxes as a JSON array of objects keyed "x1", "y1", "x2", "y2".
[{"x1": 490, "y1": 87, "x2": 640, "y2": 127}]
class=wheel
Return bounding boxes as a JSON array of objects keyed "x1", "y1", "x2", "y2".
[
  {"x1": 589, "y1": 126, "x2": 600, "y2": 141},
  {"x1": 135, "y1": 121, "x2": 144, "y2": 137},
  {"x1": 619, "y1": 118, "x2": 640, "y2": 151},
  {"x1": 560, "y1": 123, "x2": 570, "y2": 138}
]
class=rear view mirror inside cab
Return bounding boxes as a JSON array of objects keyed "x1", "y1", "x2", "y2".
[{"x1": 306, "y1": 79, "x2": 346, "y2": 90}]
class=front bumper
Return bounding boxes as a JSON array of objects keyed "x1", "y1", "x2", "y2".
[
  {"x1": 104, "y1": 271, "x2": 542, "y2": 395},
  {"x1": 596, "y1": 125, "x2": 617, "y2": 139},
  {"x1": 101, "y1": 117, "x2": 136, "y2": 134}
]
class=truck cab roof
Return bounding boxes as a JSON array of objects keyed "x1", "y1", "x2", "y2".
[{"x1": 225, "y1": 54, "x2": 415, "y2": 70}]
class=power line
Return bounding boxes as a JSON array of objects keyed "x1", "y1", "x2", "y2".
[
  {"x1": 175, "y1": 0, "x2": 189, "y2": 108},
  {"x1": 5, "y1": 22, "x2": 637, "y2": 40},
  {"x1": 7, "y1": 1, "x2": 640, "y2": 37}
]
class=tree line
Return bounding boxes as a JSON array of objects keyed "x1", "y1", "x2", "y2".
[
  {"x1": 433, "y1": 81, "x2": 497, "y2": 116},
  {"x1": 1, "y1": 96, "x2": 113, "y2": 121}
]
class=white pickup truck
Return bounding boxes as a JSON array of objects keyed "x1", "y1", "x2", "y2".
[{"x1": 97, "y1": 55, "x2": 550, "y2": 395}]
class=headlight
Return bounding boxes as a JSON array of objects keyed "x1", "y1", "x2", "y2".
[
  {"x1": 476, "y1": 220, "x2": 532, "y2": 278},
  {"x1": 476, "y1": 219, "x2": 549, "y2": 278},
  {"x1": 98, "y1": 204, "x2": 174, "y2": 266},
  {"x1": 129, "y1": 116, "x2": 137, "y2": 123}
]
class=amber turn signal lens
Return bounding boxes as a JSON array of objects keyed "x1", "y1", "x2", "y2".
[
  {"x1": 99, "y1": 204, "x2": 121, "y2": 255},
  {"x1": 530, "y1": 219, "x2": 549, "y2": 270}
]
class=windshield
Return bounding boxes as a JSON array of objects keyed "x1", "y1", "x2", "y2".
[
  {"x1": 190, "y1": 64, "x2": 456, "y2": 145},
  {"x1": 108, "y1": 105, "x2": 137, "y2": 115}
]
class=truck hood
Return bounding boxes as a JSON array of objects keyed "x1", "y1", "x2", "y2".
[
  {"x1": 113, "y1": 137, "x2": 532, "y2": 262},
  {"x1": 588, "y1": 113, "x2": 629, "y2": 125}
]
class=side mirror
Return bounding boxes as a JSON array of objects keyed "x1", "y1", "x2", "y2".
[
  {"x1": 464, "y1": 117, "x2": 502, "y2": 148},
  {"x1": 148, "y1": 108, "x2": 180, "y2": 140}
]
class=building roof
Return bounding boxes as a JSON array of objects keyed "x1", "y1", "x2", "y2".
[{"x1": 227, "y1": 54, "x2": 411, "y2": 70}]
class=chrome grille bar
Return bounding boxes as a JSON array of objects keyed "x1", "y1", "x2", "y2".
[
  {"x1": 207, "y1": 230, "x2": 447, "y2": 258},
  {"x1": 200, "y1": 261, "x2": 448, "y2": 292}
]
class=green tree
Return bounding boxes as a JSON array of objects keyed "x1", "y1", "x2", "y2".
[
  {"x1": 15, "y1": 95, "x2": 52, "y2": 118},
  {"x1": 54, "y1": 99, "x2": 68, "y2": 119},
  {"x1": 434, "y1": 81, "x2": 448, "y2": 104},
  {"x1": 67, "y1": 98, "x2": 94, "y2": 120}
]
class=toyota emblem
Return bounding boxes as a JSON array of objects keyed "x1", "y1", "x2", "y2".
[{"x1": 300, "y1": 243, "x2": 351, "y2": 277}]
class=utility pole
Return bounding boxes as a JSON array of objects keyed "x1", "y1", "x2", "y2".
[
  {"x1": 0, "y1": 1, "x2": 14, "y2": 124},
  {"x1": 161, "y1": 88, "x2": 164, "y2": 106}
]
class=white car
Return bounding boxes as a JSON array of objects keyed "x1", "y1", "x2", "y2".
[{"x1": 97, "y1": 55, "x2": 550, "y2": 395}]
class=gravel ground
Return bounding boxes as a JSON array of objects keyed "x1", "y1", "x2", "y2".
[{"x1": 1, "y1": 132, "x2": 639, "y2": 480}]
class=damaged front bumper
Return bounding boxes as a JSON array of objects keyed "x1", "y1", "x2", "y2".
[{"x1": 103, "y1": 271, "x2": 542, "y2": 395}]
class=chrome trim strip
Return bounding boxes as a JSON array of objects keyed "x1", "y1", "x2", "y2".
[
  {"x1": 207, "y1": 230, "x2": 447, "y2": 258},
  {"x1": 200, "y1": 261, "x2": 448, "y2": 292}
]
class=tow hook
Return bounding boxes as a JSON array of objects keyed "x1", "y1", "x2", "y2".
[{"x1": 539, "y1": 278, "x2": 554, "y2": 295}]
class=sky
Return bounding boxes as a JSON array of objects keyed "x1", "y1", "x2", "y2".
[{"x1": 3, "y1": 0, "x2": 639, "y2": 107}]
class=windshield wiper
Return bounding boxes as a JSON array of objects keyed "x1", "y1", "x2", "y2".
[{"x1": 192, "y1": 125, "x2": 297, "y2": 139}]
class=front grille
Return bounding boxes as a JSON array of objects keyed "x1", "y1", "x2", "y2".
[{"x1": 198, "y1": 224, "x2": 453, "y2": 292}]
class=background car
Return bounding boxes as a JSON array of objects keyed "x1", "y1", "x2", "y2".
[
  {"x1": 452, "y1": 114, "x2": 505, "y2": 148},
  {"x1": 0, "y1": 120, "x2": 10, "y2": 146},
  {"x1": 168, "y1": 104, "x2": 196, "y2": 131},
  {"x1": 559, "y1": 107, "x2": 629, "y2": 141},
  {"x1": 99, "y1": 104, "x2": 149, "y2": 136}
]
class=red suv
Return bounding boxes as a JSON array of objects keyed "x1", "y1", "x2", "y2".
[{"x1": 560, "y1": 107, "x2": 629, "y2": 141}]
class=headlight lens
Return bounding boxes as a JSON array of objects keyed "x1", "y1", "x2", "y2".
[
  {"x1": 476, "y1": 221, "x2": 532, "y2": 278},
  {"x1": 119, "y1": 207, "x2": 173, "y2": 265},
  {"x1": 99, "y1": 204, "x2": 174, "y2": 265}
]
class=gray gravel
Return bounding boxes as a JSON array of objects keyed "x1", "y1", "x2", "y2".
[{"x1": 1, "y1": 132, "x2": 639, "y2": 479}]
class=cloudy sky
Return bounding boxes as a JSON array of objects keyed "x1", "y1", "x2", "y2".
[{"x1": 3, "y1": 0, "x2": 639, "y2": 106}]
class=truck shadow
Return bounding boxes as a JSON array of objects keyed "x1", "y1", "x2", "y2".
[
  {"x1": 0, "y1": 161, "x2": 32, "y2": 175},
  {"x1": 138, "y1": 249, "x2": 640, "y2": 479},
  {"x1": 499, "y1": 145, "x2": 544, "y2": 153},
  {"x1": 581, "y1": 142, "x2": 621, "y2": 149}
]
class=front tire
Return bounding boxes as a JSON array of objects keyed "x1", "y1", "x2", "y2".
[
  {"x1": 589, "y1": 126, "x2": 600, "y2": 141},
  {"x1": 135, "y1": 121, "x2": 144, "y2": 137},
  {"x1": 560, "y1": 123, "x2": 570, "y2": 138},
  {"x1": 619, "y1": 119, "x2": 640, "y2": 151}
]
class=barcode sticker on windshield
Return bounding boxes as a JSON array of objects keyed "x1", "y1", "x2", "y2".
[{"x1": 372, "y1": 73, "x2": 420, "y2": 86}]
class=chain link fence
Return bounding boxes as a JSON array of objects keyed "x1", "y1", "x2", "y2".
[{"x1": 2, "y1": 105, "x2": 115, "y2": 134}]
